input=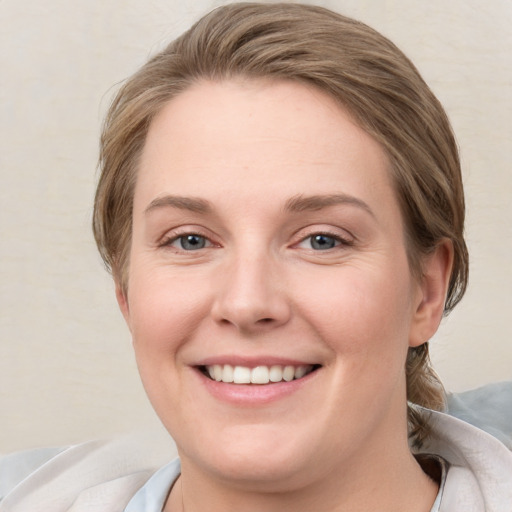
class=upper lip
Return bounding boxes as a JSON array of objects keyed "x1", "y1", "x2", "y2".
[{"x1": 193, "y1": 355, "x2": 321, "y2": 368}]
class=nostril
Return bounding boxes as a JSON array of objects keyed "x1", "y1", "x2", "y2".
[{"x1": 259, "y1": 318, "x2": 274, "y2": 323}]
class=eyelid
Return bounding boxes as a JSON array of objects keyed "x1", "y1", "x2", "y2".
[
  {"x1": 295, "y1": 234, "x2": 353, "y2": 251},
  {"x1": 169, "y1": 234, "x2": 213, "y2": 250},
  {"x1": 158, "y1": 226, "x2": 220, "y2": 250},
  {"x1": 292, "y1": 226, "x2": 355, "y2": 248}
]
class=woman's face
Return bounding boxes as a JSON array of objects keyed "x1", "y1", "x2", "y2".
[{"x1": 120, "y1": 80, "x2": 433, "y2": 488}]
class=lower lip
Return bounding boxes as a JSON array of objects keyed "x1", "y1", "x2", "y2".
[{"x1": 194, "y1": 368, "x2": 319, "y2": 406}]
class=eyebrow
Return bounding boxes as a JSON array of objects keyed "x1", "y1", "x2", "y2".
[
  {"x1": 144, "y1": 193, "x2": 374, "y2": 218},
  {"x1": 144, "y1": 195, "x2": 212, "y2": 215},
  {"x1": 284, "y1": 194, "x2": 375, "y2": 218}
]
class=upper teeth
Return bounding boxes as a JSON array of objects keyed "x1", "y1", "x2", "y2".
[{"x1": 205, "y1": 364, "x2": 312, "y2": 384}]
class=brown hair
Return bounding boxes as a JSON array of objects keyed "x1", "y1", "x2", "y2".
[{"x1": 93, "y1": 2, "x2": 468, "y2": 446}]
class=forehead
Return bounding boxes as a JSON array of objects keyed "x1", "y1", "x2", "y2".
[{"x1": 135, "y1": 79, "x2": 396, "y2": 216}]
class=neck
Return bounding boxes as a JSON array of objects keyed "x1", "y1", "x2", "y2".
[{"x1": 165, "y1": 443, "x2": 438, "y2": 512}]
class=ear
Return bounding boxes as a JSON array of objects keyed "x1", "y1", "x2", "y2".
[
  {"x1": 409, "y1": 239, "x2": 454, "y2": 347},
  {"x1": 115, "y1": 281, "x2": 132, "y2": 331}
]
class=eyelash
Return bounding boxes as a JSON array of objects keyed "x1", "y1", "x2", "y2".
[
  {"x1": 159, "y1": 230, "x2": 353, "y2": 253},
  {"x1": 160, "y1": 232, "x2": 214, "y2": 251},
  {"x1": 296, "y1": 231, "x2": 354, "y2": 251}
]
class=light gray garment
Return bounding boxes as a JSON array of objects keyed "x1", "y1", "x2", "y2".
[
  {"x1": 420, "y1": 407, "x2": 512, "y2": 511},
  {"x1": 1, "y1": 383, "x2": 511, "y2": 511},
  {"x1": 0, "y1": 434, "x2": 174, "y2": 512}
]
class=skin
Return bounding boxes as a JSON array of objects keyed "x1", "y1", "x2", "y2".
[{"x1": 117, "y1": 79, "x2": 453, "y2": 511}]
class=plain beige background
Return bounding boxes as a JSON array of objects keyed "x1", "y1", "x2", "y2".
[{"x1": 1, "y1": 0, "x2": 511, "y2": 454}]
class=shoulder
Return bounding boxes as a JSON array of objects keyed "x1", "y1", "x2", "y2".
[
  {"x1": 446, "y1": 380, "x2": 512, "y2": 449},
  {"x1": 0, "y1": 446, "x2": 67, "y2": 500},
  {"x1": 0, "y1": 432, "x2": 175, "y2": 512}
]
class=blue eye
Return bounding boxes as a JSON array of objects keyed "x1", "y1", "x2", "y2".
[
  {"x1": 309, "y1": 234, "x2": 339, "y2": 250},
  {"x1": 175, "y1": 234, "x2": 207, "y2": 250}
]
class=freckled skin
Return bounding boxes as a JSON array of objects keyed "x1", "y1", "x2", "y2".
[{"x1": 118, "y1": 80, "x2": 448, "y2": 511}]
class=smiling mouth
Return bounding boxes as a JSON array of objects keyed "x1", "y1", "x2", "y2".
[{"x1": 199, "y1": 364, "x2": 321, "y2": 384}]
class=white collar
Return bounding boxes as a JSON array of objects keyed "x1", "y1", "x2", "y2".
[{"x1": 417, "y1": 408, "x2": 512, "y2": 511}]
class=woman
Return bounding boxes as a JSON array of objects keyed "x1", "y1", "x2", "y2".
[{"x1": 1, "y1": 3, "x2": 511, "y2": 511}]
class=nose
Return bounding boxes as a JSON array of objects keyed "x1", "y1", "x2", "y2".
[{"x1": 211, "y1": 252, "x2": 291, "y2": 334}]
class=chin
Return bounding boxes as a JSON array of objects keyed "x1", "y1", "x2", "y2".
[{"x1": 179, "y1": 423, "x2": 319, "y2": 490}]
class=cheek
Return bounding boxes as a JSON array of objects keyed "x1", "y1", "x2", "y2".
[
  {"x1": 297, "y1": 266, "x2": 413, "y2": 340},
  {"x1": 126, "y1": 264, "x2": 212, "y2": 357},
  {"x1": 291, "y1": 260, "x2": 415, "y2": 384},
  {"x1": 125, "y1": 268, "x2": 212, "y2": 415}
]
